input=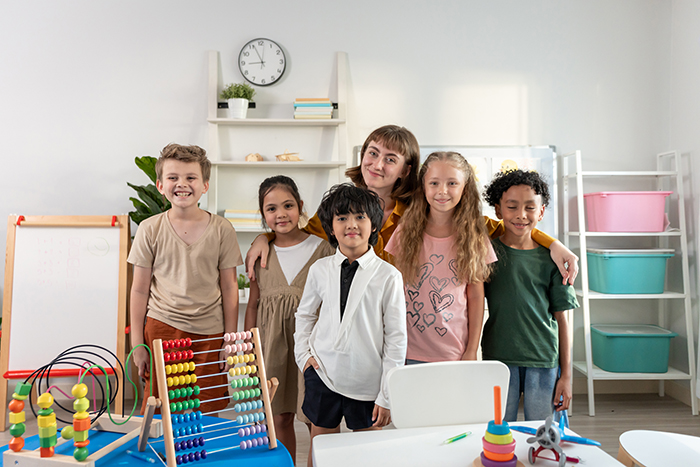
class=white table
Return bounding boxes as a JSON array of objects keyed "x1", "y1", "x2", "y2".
[
  {"x1": 314, "y1": 421, "x2": 624, "y2": 467},
  {"x1": 618, "y1": 430, "x2": 700, "y2": 466}
]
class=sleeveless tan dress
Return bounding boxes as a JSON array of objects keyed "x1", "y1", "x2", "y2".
[{"x1": 254, "y1": 238, "x2": 335, "y2": 415}]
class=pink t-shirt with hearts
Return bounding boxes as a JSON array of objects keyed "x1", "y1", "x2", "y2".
[{"x1": 385, "y1": 227, "x2": 497, "y2": 362}]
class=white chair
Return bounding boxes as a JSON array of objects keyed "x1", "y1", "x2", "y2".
[{"x1": 387, "y1": 360, "x2": 510, "y2": 428}]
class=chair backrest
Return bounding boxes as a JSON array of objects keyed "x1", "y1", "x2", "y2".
[{"x1": 387, "y1": 360, "x2": 510, "y2": 429}]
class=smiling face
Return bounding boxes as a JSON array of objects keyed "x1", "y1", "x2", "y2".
[
  {"x1": 156, "y1": 159, "x2": 208, "y2": 210},
  {"x1": 332, "y1": 211, "x2": 373, "y2": 260},
  {"x1": 423, "y1": 160, "x2": 466, "y2": 216},
  {"x1": 262, "y1": 186, "x2": 302, "y2": 235},
  {"x1": 495, "y1": 184, "x2": 545, "y2": 241},
  {"x1": 360, "y1": 140, "x2": 410, "y2": 196}
]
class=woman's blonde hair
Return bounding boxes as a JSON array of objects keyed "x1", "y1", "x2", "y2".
[{"x1": 395, "y1": 152, "x2": 492, "y2": 286}]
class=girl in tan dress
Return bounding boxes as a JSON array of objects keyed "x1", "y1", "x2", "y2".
[{"x1": 244, "y1": 176, "x2": 334, "y2": 464}]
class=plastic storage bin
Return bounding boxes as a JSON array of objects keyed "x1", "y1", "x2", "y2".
[
  {"x1": 586, "y1": 248, "x2": 673, "y2": 294},
  {"x1": 584, "y1": 191, "x2": 672, "y2": 232},
  {"x1": 591, "y1": 324, "x2": 677, "y2": 373}
]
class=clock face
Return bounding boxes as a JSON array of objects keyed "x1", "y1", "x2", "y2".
[{"x1": 238, "y1": 38, "x2": 286, "y2": 86}]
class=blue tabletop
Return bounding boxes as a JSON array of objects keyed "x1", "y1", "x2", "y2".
[{"x1": 1, "y1": 415, "x2": 292, "y2": 467}]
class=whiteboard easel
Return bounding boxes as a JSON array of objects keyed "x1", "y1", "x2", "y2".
[{"x1": 0, "y1": 215, "x2": 130, "y2": 431}]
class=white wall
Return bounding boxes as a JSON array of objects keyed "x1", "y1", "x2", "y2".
[
  {"x1": 670, "y1": 0, "x2": 700, "y2": 398},
  {"x1": 3, "y1": 0, "x2": 695, "y2": 397}
]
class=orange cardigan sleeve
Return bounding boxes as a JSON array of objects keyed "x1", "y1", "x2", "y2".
[{"x1": 483, "y1": 216, "x2": 555, "y2": 248}]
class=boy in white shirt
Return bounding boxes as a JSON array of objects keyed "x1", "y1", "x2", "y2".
[{"x1": 294, "y1": 184, "x2": 407, "y2": 465}]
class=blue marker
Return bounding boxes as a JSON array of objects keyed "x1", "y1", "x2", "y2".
[{"x1": 126, "y1": 450, "x2": 156, "y2": 463}]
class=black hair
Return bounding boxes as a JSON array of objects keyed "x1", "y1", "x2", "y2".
[
  {"x1": 258, "y1": 175, "x2": 304, "y2": 229},
  {"x1": 483, "y1": 169, "x2": 551, "y2": 208},
  {"x1": 317, "y1": 183, "x2": 383, "y2": 248}
]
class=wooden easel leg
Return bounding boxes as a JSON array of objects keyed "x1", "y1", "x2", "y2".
[
  {"x1": 0, "y1": 378, "x2": 8, "y2": 431},
  {"x1": 138, "y1": 396, "x2": 159, "y2": 451}
]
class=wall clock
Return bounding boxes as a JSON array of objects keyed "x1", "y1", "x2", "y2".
[{"x1": 238, "y1": 38, "x2": 286, "y2": 86}]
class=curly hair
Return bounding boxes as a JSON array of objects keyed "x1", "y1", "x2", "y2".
[
  {"x1": 317, "y1": 183, "x2": 383, "y2": 248},
  {"x1": 483, "y1": 169, "x2": 550, "y2": 208},
  {"x1": 155, "y1": 143, "x2": 211, "y2": 182},
  {"x1": 345, "y1": 125, "x2": 420, "y2": 205},
  {"x1": 395, "y1": 152, "x2": 492, "y2": 286}
]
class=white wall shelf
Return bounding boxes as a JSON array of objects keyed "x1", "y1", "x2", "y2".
[
  {"x1": 207, "y1": 118, "x2": 345, "y2": 126},
  {"x1": 561, "y1": 150, "x2": 697, "y2": 416},
  {"x1": 212, "y1": 161, "x2": 346, "y2": 168}
]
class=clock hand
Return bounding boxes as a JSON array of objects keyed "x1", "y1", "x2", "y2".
[{"x1": 253, "y1": 46, "x2": 263, "y2": 62}]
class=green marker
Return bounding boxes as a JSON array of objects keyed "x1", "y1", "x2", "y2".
[{"x1": 442, "y1": 431, "x2": 472, "y2": 444}]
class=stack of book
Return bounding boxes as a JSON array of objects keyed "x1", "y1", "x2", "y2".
[
  {"x1": 294, "y1": 98, "x2": 333, "y2": 119},
  {"x1": 224, "y1": 209, "x2": 263, "y2": 231}
]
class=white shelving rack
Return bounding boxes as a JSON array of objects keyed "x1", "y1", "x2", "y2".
[
  {"x1": 204, "y1": 50, "x2": 353, "y2": 218},
  {"x1": 561, "y1": 150, "x2": 697, "y2": 416}
]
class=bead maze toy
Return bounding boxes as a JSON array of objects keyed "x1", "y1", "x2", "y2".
[
  {"x1": 3, "y1": 328, "x2": 284, "y2": 467},
  {"x1": 510, "y1": 415, "x2": 600, "y2": 466},
  {"x1": 4, "y1": 344, "x2": 161, "y2": 467},
  {"x1": 472, "y1": 386, "x2": 524, "y2": 467}
]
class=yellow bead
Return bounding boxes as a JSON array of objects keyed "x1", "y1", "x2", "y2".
[
  {"x1": 178, "y1": 363, "x2": 185, "y2": 373},
  {"x1": 11, "y1": 393, "x2": 28, "y2": 401},
  {"x1": 229, "y1": 368, "x2": 235, "y2": 377},
  {"x1": 73, "y1": 411, "x2": 89, "y2": 420},
  {"x1": 251, "y1": 365, "x2": 257, "y2": 373},
  {"x1": 249, "y1": 354, "x2": 255, "y2": 362},
  {"x1": 37, "y1": 393, "x2": 54, "y2": 409},
  {"x1": 190, "y1": 374, "x2": 197, "y2": 383},
  {"x1": 165, "y1": 365, "x2": 172, "y2": 375},
  {"x1": 167, "y1": 377, "x2": 174, "y2": 387},
  {"x1": 189, "y1": 362, "x2": 196, "y2": 371},
  {"x1": 37, "y1": 413, "x2": 56, "y2": 427},
  {"x1": 179, "y1": 375, "x2": 186, "y2": 385},
  {"x1": 61, "y1": 426, "x2": 75, "y2": 440},
  {"x1": 183, "y1": 375, "x2": 192, "y2": 384},
  {"x1": 71, "y1": 384, "x2": 88, "y2": 399},
  {"x1": 9, "y1": 412, "x2": 25, "y2": 424},
  {"x1": 73, "y1": 398, "x2": 89, "y2": 413}
]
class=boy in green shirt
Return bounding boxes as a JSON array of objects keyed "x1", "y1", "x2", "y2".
[{"x1": 483, "y1": 170, "x2": 579, "y2": 421}]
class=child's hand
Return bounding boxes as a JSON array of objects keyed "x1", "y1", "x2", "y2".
[
  {"x1": 372, "y1": 405, "x2": 391, "y2": 427},
  {"x1": 550, "y1": 241, "x2": 579, "y2": 285},
  {"x1": 245, "y1": 235, "x2": 270, "y2": 281},
  {"x1": 220, "y1": 348, "x2": 230, "y2": 371},
  {"x1": 553, "y1": 375, "x2": 572, "y2": 411},
  {"x1": 132, "y1": 346, "x2": 150, "y2": 379},
  {"x1": 461, "y1": 349, "x2": 478, "y2": 361},
  {"x1": 303, "y1": 357, "x2": 319, "y2": 371}
]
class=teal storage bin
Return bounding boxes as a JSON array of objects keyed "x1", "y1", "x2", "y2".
[
  {"x1": 586, "y1": 248, "x2": 674, "y2": 294},
  {"x1": 591, "y1": 324, "x2": 677, "y2": 373}
]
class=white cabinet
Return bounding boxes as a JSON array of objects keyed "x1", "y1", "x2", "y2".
[
  {"x1": 204, "y1": 50, "x2": 353, "y2": 230},
  {"x1": 561, "y1": 150, "x2": 697, "y2": 416}
]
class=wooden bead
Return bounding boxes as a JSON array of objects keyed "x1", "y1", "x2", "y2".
[
  {"x1": 71, "y1": 384, "x2": 88, "y2": 399},
  {"x1": 9, "y1": 437, "x2": 25, "y2": 452},
  {"x1": 8, "y1": 399, "x2": 24, "y2": 413}
]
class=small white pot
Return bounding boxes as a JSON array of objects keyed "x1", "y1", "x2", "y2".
[
  {"x1": 227, "y1": 98, "x2": 249, "y2": 119},
  {"x1": 239, "y1": 289, "x2": 246, "y2": 301}
]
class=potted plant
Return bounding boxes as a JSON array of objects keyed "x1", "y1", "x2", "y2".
[
  {"x1": 220, "y1": 83, "x2": 256, "y2": 119},
  {"x1": 127, "y1": 156, "x2": 171, "y2": 225},
  {"x1": 238, "y1": 273, "x2": 250, "y2": 301}
]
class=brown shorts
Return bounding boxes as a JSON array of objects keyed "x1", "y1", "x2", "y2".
[{"x1": 140, "y1": 317, "x2": 229, "y2": 415}]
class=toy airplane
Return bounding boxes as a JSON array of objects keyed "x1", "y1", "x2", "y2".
[{"x1": 510, "y1": 416, "x2": 600, "y2": 467}]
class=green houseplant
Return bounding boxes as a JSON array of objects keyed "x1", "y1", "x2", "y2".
[
  {"x1": 220, "y1": 83, "x2": 256, "y2": 119},
  {"x1": 127, "y1": 156, "x2": 171, "y2": 225},
  {"x1": 238, "y1": 273, "x2": 250, "y2": 300}
]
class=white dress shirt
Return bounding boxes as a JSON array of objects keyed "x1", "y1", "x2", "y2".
[{"x1": 294, "y1": 248, "x2": 407, "y2": 408}]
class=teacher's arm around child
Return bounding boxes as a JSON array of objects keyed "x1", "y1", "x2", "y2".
[{"x1": 294, "y1": 184, "x2": 407, "y2": 467}]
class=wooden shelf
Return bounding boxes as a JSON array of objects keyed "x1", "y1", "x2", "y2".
[
  {"x1": 565, "y1": 231, "x2": 681, "y2": 237},
  {"x1": 565, "y1": 171, "x2": 677, "y2": 178}
]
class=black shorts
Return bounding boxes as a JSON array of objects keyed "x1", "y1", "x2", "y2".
[{"x1": 302, "y1": 366, "x2": 375, "y2": 430}]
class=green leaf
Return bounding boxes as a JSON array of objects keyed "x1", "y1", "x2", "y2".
[{"x1": 134, "y1": 156, "x2": 159, "y2": 185}]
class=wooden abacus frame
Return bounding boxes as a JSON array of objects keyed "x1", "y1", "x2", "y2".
[{"x1": 152, "y1": 327, "x2": 278, "y2": 467}]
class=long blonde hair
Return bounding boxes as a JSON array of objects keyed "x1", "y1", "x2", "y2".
[{"x1": 396, "y1": 152, "x2": 492, "y2": 286}]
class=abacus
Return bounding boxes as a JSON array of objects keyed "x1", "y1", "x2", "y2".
[{"x1": 147, "y1": 327, "x2": 278, "y2": 467}]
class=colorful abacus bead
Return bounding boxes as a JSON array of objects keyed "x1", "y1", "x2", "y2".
[
  {"x1": 72, "y1": 383, "x2": 90, "y2": 461},
  {"x1": 8, "y1": 382, "x2": 32, "y2": 452},
  {"x1": 36, "y1": 392, "x2": 58, "y2": 458}
]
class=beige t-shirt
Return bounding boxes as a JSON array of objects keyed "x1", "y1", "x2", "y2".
[{"x1": 127, "y1": 211, "x2": 243, "y2": 334}]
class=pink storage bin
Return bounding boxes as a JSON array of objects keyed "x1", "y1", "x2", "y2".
[{"x1": 584, "y1": 191, "x2": 672, "y2": 232}]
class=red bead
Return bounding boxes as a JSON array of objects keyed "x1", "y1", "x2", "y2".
[
  {"x1": 187, "y1": 350, "x2": 194, "y2": 359},
  {"x1": 164, "y1": 352, "x2": 171, "y2": 362},
  {"x1": 179, "y1": 338, "x2": 187, "y2": 348},
  {"x1": 9, "y1": 437, "x2": 24, "y2": 452},
  {"x1": 8, "y1": 399, "x2": 24, "y2": 413},
  {"x1": 185, "y1": 338, "x2": 192, "y2": 347},
  {"x1": 163, "y1": 341, "x2": 170, "y2": 350}
]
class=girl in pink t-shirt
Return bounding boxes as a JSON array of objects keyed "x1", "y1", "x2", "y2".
[{"x1": 386, "y1": 152, "x2": 497, "y2": 362}]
